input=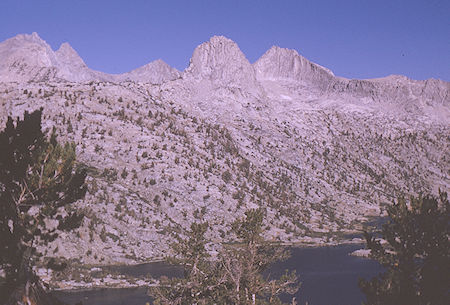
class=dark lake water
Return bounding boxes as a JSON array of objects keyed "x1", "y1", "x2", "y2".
[{"x1": 52, "y1": 244, "x2": 382, "y2": 305}]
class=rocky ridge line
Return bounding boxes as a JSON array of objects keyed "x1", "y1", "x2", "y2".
[{"x1": 0, "y1": 33, "x2": 448, "y2": 265}]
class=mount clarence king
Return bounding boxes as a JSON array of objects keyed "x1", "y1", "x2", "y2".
[{"x1": 0, "y1": 33, "x2": 448, "y2": 264}]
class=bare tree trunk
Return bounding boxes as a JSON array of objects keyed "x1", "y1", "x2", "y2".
[
  {"x1": 5, "y1": 279, "x2": 65, "y2": 305},
  {"x1": 4, "y1": 253, "x2": 65, "y2": 305}
]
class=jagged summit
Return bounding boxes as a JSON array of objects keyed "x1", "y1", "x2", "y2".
[
  {"x1": 0, "y1": 32, "x2": 448, "y2": 108},
  {"x1": 121, "y1": 59, "x2": 180, "y2": 84},
  {"x1": 184, "y1": 35, "x2": 257, "y2": 86},
  {"x1": 0, "y1": 32, "x2": 60, "y2": 82},
  {"x1": 0, "y1": 32, "x2": 57, "y2": 67},
  {"x1": 55, "y1": 42, "x2": 87, "y2": 69},
  {"x1": 10, "y1": 32, "x2": 46, "y2": 45},
  {"x1": 54, "y1": 42, "x2": 114, "y2": 83},
  {"x1": 0, "y1": 33, "x2": 180, "y2": 84},
  {"x1": 254, "y1": 45, "x2": 334, "y2": 88},
  {"x1": 0, "y1": 33, "x2": 95, "y2": 82}
]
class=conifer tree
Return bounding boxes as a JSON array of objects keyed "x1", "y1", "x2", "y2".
[
  {"x1": 220, "y1": 209, "x2": 299, "y2": 305},
  {"x1": 359, "y1": 192, "x2": 450, "y2": 305},
  {"x1": 0, "y1": 108, "x2": 87, "y2": 304},
  {"x1": 149, "y1": 209, "x2": 299, "y2": 304},
  {"x1": 150, "y1": 222, "x2": 222, "y2": 305}
]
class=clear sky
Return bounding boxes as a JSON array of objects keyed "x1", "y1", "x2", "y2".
[{"x1": 0, "y1": 0, "x2": 449, "y2": 81}]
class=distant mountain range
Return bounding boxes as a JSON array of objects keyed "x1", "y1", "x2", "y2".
[
  {"x1": 0, "y1": 33, "x2": 448, "y2": 267},
  {"x1": 0, "y1": 32, "x2": 180, "y2": 83}
]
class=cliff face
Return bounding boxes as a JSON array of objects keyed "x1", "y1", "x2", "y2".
[
  {"x1": 254, "y1": 46, "x2": 335, "y2": 89},
  {"x1": 184, "y1": 36, "x2": 257, "y2": 85},
  {"x1": 0, "y1": 33, "x2": 448, "y2": 264},
  {"x1": 0, "y1": 32, "x2": 58, "y2": 82}
]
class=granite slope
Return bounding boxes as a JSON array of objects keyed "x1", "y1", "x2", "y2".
[{"x1": 0, "y1": 33, "x2": 448, "y2": 266}]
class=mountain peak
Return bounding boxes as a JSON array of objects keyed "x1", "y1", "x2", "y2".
[
  {"x1": 11, "y1": 32, "x2": 46, "y2": 45},
  {"x1": 30, "y1": 32, "x2": 42, "y2": 41},
  {"x1": 0, "y1": 32, "x2": 60, "y2": 82},
  {"x1": 2, "y1": 32, "x2": 50, "y2": 52},
  {"x1": 55, "y1": 42, "x2": 87, "y2": 69},
  {"x1": 208, "y1": 35, "x2": 236, "y2": 45},
  {"x1": 148, "y1": 59, "x2": 173, "y2": 68},
  {"x1": 254, "y1": 45, "x2": 334, "y2": 88},
  {"x1": 57, "y1": 42, "x2": 76, "y2": 53},
  {"x1": 121, "y1": 59, "x2": 180, "y2": 84},
  {"x1": 185, "y1": 35, "x2": 256, "y2": 85}
]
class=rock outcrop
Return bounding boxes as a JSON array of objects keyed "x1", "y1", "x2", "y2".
[
  {"x1": 120, "y1": 59, "x2": 180, "y2": 84},
  {"x1": 184, "y1": 36, "x2": 258, "y2": 87},
  {"x1": 0, "y1": 32, "x2": 59, "y2": 82},
  {"x1": 254, "y1": 46, "x2": 335, "y2": 89},
  {"x1": 54, "y1": 42, "x2": 113, "y2": 82}
]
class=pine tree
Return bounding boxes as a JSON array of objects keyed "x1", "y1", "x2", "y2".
[
  {"x1": 149, "y1": 209, "x2": 299, "y2": 304},
  {"x1": 220, "y1": 209, "x2": 299, "y2": 305},
  {"x1": 359, "y1": 192, "x2": 450, "y2": 305},
  {"x1": 0, "y1": 108, "x2": 87, "y2": 304},
  {"x1": 150, "y1": 222, "x2": 220, "y2": 305}
]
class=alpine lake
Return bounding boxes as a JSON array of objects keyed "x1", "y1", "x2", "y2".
[{"x1": 52, "y1": 243, "x2": 382, "y2": 305}]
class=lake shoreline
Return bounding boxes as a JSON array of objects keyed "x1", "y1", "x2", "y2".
[
  {"x1": 52, "y1": 243, "x2": 382, "y2": 305},
  {"x1": 48, "y1": 240, "x2": 370, "y2": 293}
]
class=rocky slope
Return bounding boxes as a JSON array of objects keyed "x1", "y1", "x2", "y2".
[{"x1": 0, "y1": 33, "x2": 449, "y2": 265}]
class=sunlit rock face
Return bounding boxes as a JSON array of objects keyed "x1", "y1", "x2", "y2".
[
  {"x1": 254, "y1": 45, "x2": 334, "y2": 88},
  {"x1": 0, "y1": 33, "x2": 448, "y2": 264},
  {"x1": 185, "y1": 36, "x2": 257, "y2": 84},
  {"x1": 120, "y1": 59, "x2": 181, "y2": 84},
  {"x1": 0, "y1": 32, "x2": 59, "y2": 82}
]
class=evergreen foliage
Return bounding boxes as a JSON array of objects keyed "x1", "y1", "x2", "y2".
[
  {"x1": 359, "y1": 192, "x2": 450, "y2": 305},
  {"x1": 0, "y1": 108, "x2": 87, "y2": 304},
  {"x1": 150, "y1": 222, "x2": 221, "y2": 304},
  {"x1": 149, "y1": 209, "x2": 299, "y2": 304}
]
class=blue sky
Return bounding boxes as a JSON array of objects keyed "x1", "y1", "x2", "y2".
[{"x1": 0, "y1": 0, "x2": 449, "y2": 80}]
